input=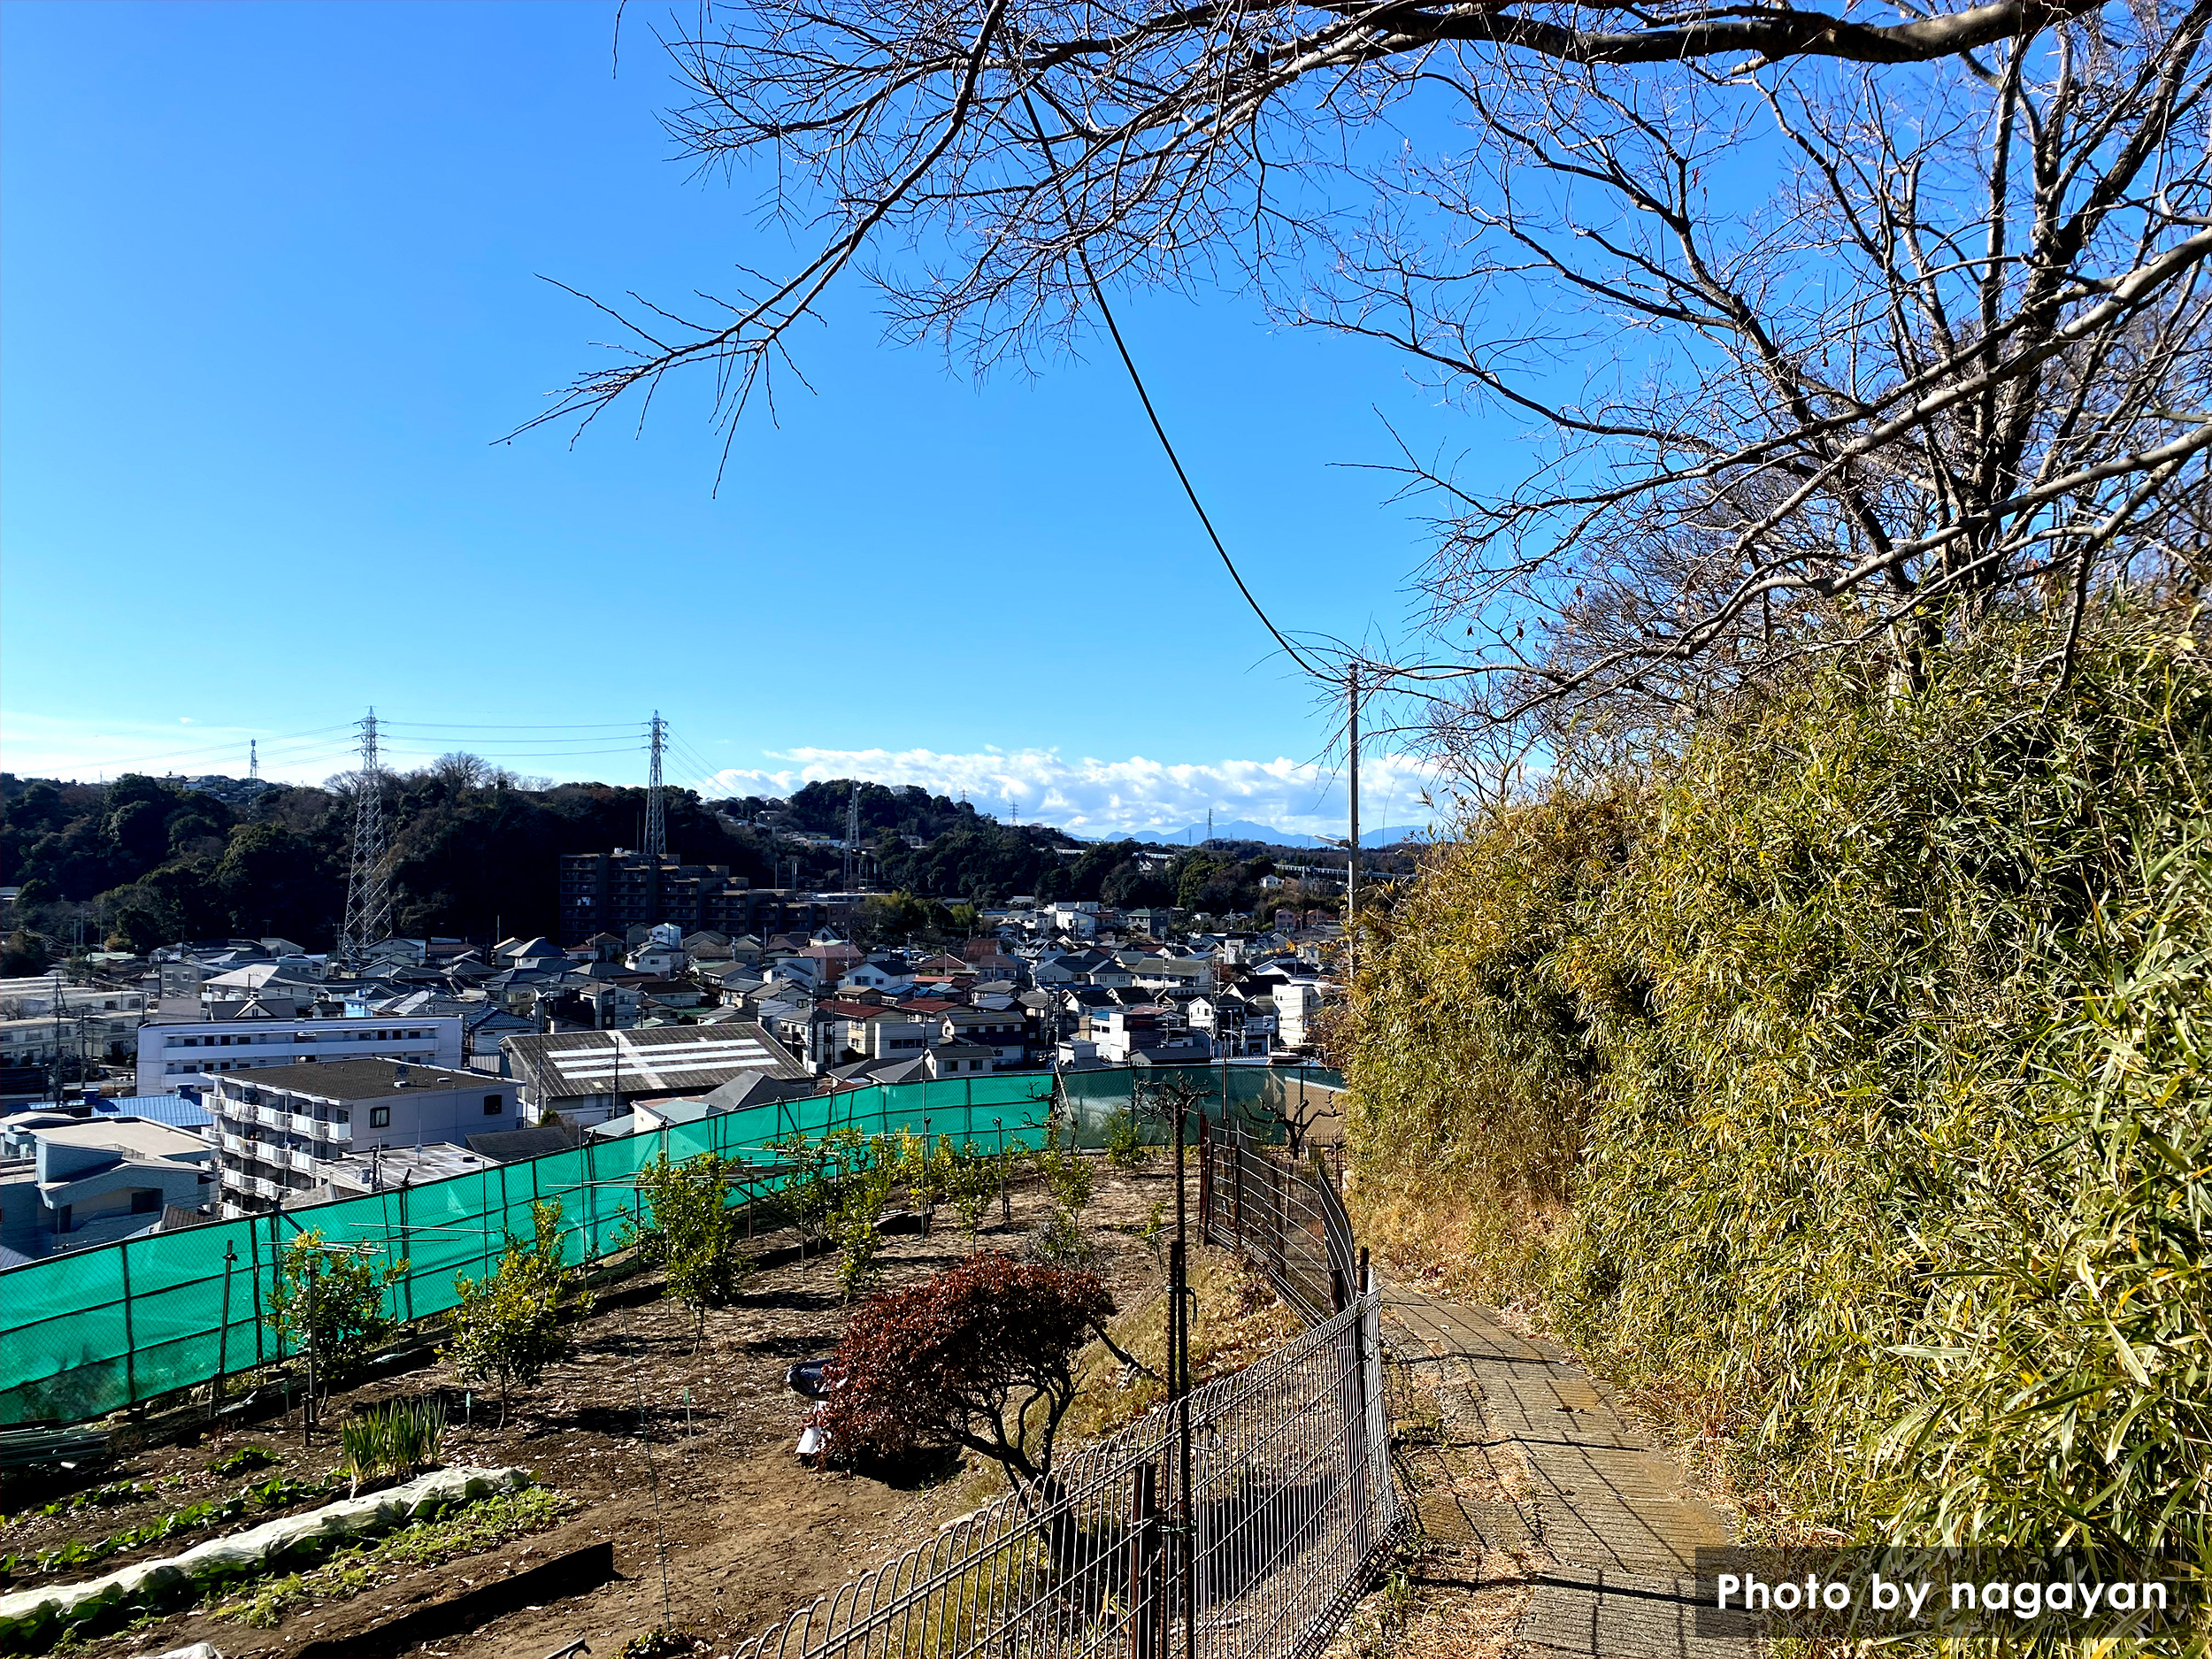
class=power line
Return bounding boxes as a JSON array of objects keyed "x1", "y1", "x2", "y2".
[
  {"x1": 61, "y1": 722, "x2": 357, "y2": 774},
  {"x1": 380, "y1": 720, "x2": 646, "y2": 731},
  {"x1": 1019, "y1": 94, "x2": 1329, "y2": 687}
]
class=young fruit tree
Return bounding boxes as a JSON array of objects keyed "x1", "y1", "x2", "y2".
[
  {"x1": 818, "y1": 1253, "x2": 1115, "y2": 1486},
  {"x1": 444, "y1": 1201, "x2": 595, "y2": 1425},
  {"x1": 627, "y1": 1151, "x2": 754, "y2": 1348},
  {"x1": 263, "y1": 1231, "x2": 407, "y2": 1383}
]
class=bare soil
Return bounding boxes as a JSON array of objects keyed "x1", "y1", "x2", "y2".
[{"x1": 3, "y1": 1156, "x2": 1294, "y2": 1659}]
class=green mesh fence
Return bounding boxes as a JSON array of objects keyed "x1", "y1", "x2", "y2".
[
  {"x1": 1056, "y1": 1062, "x2": 1343, "y2": 1145},
  {"x1": 0, "y1": 1071, "x2": 1074, "y2": 1427}
]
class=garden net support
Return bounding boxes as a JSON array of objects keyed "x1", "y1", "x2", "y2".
[{"x1": 0, "y1": 1072, "x2": 1064, "y2": 1427}]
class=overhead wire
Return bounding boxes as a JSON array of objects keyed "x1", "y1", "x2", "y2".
[
  {"x1": 1018, "y1": 92, "x2": 1333, "y2": 690},
  {"x1": 380, "y1": 720, "x2": 647, "y2": 731},
  {"x1": 66, "y1": 722, "x2": 358, "y2": 775}
]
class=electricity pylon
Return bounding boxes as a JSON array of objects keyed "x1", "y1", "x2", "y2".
[{"x1": 339, "y1": 709, "x2": 393, "y2": 958}]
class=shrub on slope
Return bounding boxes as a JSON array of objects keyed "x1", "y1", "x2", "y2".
[{"x1": 1343, "y1": 620, "x2": 2211, "y2": 1563}]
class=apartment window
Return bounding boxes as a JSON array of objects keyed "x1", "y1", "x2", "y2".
[
  {"x1": 370, "y1": 1106, "x2": 391, "y2": 1128},
  {"x1": 483, "y1": 1094, "x2": 503, "y2": 1116}
]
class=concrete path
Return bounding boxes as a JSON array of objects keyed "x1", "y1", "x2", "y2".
[{"x1": 1385, "y1": 1287, "x2": 1750, "y2": 1658}]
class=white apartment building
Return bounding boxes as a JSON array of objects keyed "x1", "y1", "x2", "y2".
[
  {"x1": 206, "y1": 1060, "x2": 518, "y2": 1214},
  {"x1": 138, "y1": 1015, "x2": 464, "y2": 1096},
  {"x1": 0, "y1": 978, "x2": 149, "y2": 1023},
  {"x1": 1272, "y1": 980, "x2": 1326, "y2": 1051},
  {"x1": 0, "y1": 978, "x2": 149, "y2": 1061}
]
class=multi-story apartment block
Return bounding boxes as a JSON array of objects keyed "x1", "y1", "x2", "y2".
[
  {"x1": 207, "y1": 1061, "x2": 518, "y2": 1214},
  {"x1": 559, "y1": 851, "x2": 850, "y2": 943},
  {"x1": 138, "y1": 1015, "x2": 464, "y2": 1095}
]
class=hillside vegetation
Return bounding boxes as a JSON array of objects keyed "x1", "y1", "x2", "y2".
[
  {"x1": 1341, "y1": 618, "x2": 2210, "y2": 1567},
  {"x1": 0, "y1": 766, "x2": 1332, "y2": 962}
]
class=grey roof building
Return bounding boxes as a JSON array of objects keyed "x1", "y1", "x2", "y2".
[{"x1": 499, "y1": 1022, "x2": 807, "y2": 1126}]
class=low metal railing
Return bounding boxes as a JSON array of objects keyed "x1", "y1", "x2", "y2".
[
  {"x1": 1197, "y1": 1126, "x2": 1357, "y2": 1326},
  {"x1": 733, "y1": 1286, "x2": 1399, "y2": 1659}
]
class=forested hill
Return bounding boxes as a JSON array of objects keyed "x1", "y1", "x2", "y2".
[{"x1": 0, "y1": 768, "x2": 1344, "y2": 959}]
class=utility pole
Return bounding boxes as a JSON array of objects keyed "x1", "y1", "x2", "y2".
[
  {"x1": 48, "y1": 969, "x2": 66, "y2": 1104},
  {"x1": 339, "y1": 710, "x2": 392, "y2": 959},
  {"x1": 1345, "y1": 667, "x2": 1360, "y2": 959},
  {"x1": 843, "y1": 780, "x2": 861, "y2": 891}
]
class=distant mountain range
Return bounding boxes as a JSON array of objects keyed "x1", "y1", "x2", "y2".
[{"x1": 1069, "y1": 818, "x2": 1436, "y2": 849}]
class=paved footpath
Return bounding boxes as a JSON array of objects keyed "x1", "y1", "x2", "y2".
[{"x1": 1384, "y1": 1287, "x2": 1752, "y2": 1658}]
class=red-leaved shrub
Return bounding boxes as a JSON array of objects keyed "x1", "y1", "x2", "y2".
[{"x1": 818, "y1": 1253, "x2": 1114, "y2": 1483}]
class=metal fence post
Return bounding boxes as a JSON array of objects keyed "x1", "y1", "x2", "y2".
[
  {"x1": 1232, "y1": 1127, "x2": 1247, "y2": 1252},
  {"x1": 397, "y1": 1178, "x2": 416, "y2": 1320},
  {"x1": 1196, "y1": 1118, "x2": 1212, "y2": 1241},
  {"x1": 211, "y1": 1242, "x2": 235, "y2": 1417},
  {"x1": 250, "y1": 1216, "x2": 265, "y2": 1366},
  {"x1": 117, "y1": 1240, "x2": 137, "y2": 1409},
  {"x1": 1127, "y1": 1461, "x2": 1160, "y2": 1659}
]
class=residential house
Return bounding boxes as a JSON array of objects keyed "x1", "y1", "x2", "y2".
[
  {"x1": 1131, "y1": 955, "x2": 1215, "y2": 995},
  {"x1": 1188, "y1": 994, "x2": 1270, "y2": 1058},
  {"x1": 926, "y1": 1041, "x2": 995, "y2": 1079},
  {"x1": 0, "y1": 1114, "x2": 216, "y2": 1262},
  {"x1": 627, "y1": 924, "x2": 689, "y2": 977},
  {"x1": 681, "y1": 931, "x2": 734, "y2": 964},
  {"x1": 839, "y1": 958, "x2": 916, "y2": 996},
  {"x1": 940, "y1": 1006, "x2": 1033, "y2": 1071}
]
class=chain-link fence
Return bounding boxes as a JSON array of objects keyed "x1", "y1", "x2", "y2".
[{"x1": 734, "y1": 1285, "x2": 1399, "y2": 1659}]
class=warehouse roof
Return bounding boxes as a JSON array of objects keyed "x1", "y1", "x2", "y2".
[{"x1": 499, "y1": 1022, "x2": 807, "y2": 1101}]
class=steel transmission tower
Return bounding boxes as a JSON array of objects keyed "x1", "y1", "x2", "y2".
[
  {"x1": 842, "y1": 780, "x2": 861, "y2": 889},
  {"x1": 340, "y1": 709, "x2": 393, "y2": 957},
  {"x1": 644, "y1": 712, "x2": 667, "y2": 858}
]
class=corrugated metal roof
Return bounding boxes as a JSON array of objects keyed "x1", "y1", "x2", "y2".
[
  {"x1": 92, "y1": 1095, "x2": 214, "y2": 1130},
  {"x1": 499, "y1": 1022, "x2": 806, "y2": 1099}
]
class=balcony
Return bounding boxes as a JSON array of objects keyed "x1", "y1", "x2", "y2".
[
  {"x1": 250, "y1": 1176, "x2": 281, "y2": 1201},
  {"x1": 288, "y1": 1112, "x2": 319, "y2": 1137},
  {"x1": 219, "y1": 1132, "x2": 250, "y2": 1157},
  {"x1": 324, "y1": 1119, "x2": 351, "y2": 1144}
]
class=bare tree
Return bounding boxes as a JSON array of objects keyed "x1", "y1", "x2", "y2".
[
  {"x1": 1337, "y1": 16, "x2": 2212, "y2": 745},
  {"x1": 526, "y1": 0, "x2": 2212, "y2": 741}
]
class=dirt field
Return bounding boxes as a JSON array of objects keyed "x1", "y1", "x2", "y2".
[{"x1": 2, "y1": 1155, "x2": 1295, "y2": 1659}]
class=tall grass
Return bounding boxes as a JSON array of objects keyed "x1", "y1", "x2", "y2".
[{"x1": 1340, "y1": 616, "x2": 2211, "y2": 1569}]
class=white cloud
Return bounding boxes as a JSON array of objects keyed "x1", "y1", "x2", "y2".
[
  {"x1": 695, "y1": 746, "x2": 1453, "y2": 841},
  {"x1": 1, "y1": 712, "x2": 1460, "y2": 841}
]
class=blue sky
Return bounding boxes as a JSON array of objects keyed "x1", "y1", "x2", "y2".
[{"x1": 0, "y1": 1, "x2": 1489, "y2": 836}]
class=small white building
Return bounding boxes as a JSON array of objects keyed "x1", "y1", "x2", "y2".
[{"x1": 1271, "y1": 980, "x2": 1326, "y2": 1051}]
